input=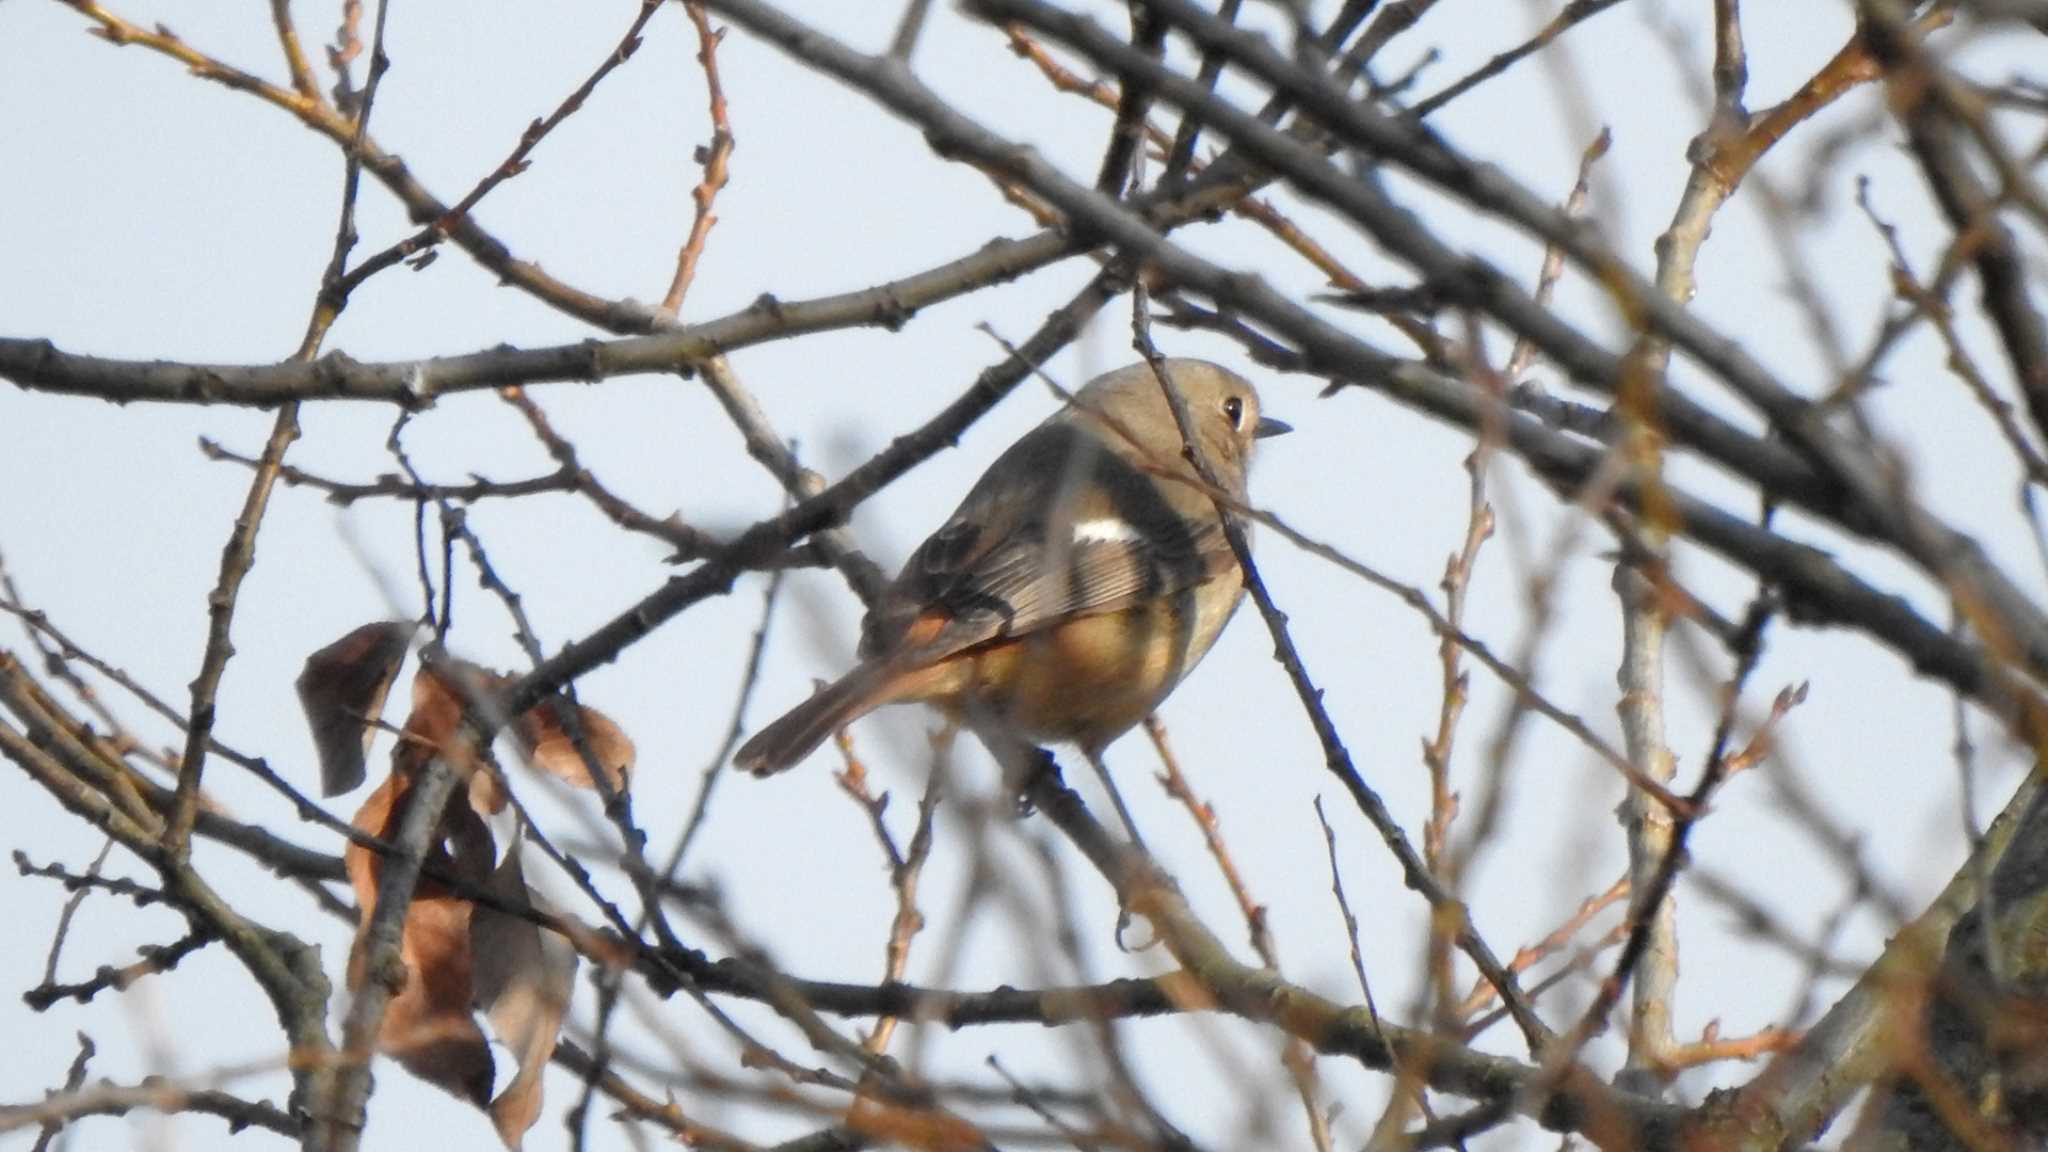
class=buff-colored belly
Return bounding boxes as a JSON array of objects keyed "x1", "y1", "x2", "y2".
[{"x1": 938, "y1": 577, "x2": 1242, "y2": 752}]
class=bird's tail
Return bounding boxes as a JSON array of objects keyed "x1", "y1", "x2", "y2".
[{"x1": 735, "y1": 663, "x2": 901, "y2": 776}]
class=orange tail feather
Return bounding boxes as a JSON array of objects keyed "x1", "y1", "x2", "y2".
[{"x1": 734, "y1": 663, "x2": 900, "y2": 776}]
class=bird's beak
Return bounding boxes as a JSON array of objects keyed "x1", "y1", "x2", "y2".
[{"x1": 1254, "y1": 416, "x2": 1293, "y2": 439}]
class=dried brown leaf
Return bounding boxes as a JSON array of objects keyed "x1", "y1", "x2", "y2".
[
  {"x1": 511, "y1": 697, "x2": 634, "y2": 793},
  {"x1": 378, "y1": 891, "x2": 494, "y2": 1107},
  {"x1": 297, "y1": 620, "x2": 414, "y2": 796},
  {"x1": 345, "y1": 768, "x2": 498, "y2": 1108},
  {"x1": 467, "y1": 758, "x2": 510, "y2": 817},
  {"x1": 396, "y1": 660, "x2": 501, "y2": 786},
  {"x1": 471, "y1": 831, "x2": 578, "y2": 1149},
  {"x1": 334, "y1": 658, "x2": 618, "y2": 1141},
  {"x1": 401, "y1": 658, "x2": 633, "y2": 803}
]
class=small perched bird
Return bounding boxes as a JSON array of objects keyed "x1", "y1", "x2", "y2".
[{"x1": 735, "y1": 358, "x2": 1289, "y2": 776}]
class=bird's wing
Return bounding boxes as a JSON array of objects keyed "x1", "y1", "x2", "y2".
[{"x1": 862, "y1": 420, "x2": 1235, "y2": 662}]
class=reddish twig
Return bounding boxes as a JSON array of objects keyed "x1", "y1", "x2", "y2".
[
  {"x1": 1503, "y1": 127, "x2": 1611, "y2": 382},
  {"x1": 660, "y1": 2, "x2": 736, "y2": 319},
  {"x1": 1421, "y1": 451, "x2": 1493, "y2": 878},
  {"x1": 831, "y1": 742, "x2": 942, "y2": 1056},
  {"x1": 1855, "y1": 180, "x2": 2048, "y2": 489},
  {"x1": 1652, "y1": 1022, "x2": 1800, "y2": 1075},
  {"x1": 1454, "y1": 875, "x2": 1630, "y2": 1023},
  {"x1": 1149, "y1": 717, "x2": 1331, "y2": 1152}
]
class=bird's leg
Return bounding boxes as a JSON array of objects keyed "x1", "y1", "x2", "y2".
[
  {"x1": 1084, "y1": 748, "x2": 1148, "y2": 852},
  {"x1": 1006, "y1": 743, "x2": 1062, "y2": 819}
]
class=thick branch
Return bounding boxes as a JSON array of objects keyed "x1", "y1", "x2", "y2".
[
  {"x1": 1729, "y1": 773, "x2": 2043, "y2": 1145},
  {"x1": 696, "y1": 0, "x2": 2042, "y2": 737},
  {"x1": 983, "y1": 0, "x2": 2048, "y2": 703},
  {"x1": 1863, "y1": 0, "x2": 2048, "y2": 449},
  {"x1": 495, "y1": 268, "x2": 1125, "y2": 718},
  {"x1": 308, "y1": 761, "x2": 458, "y2": 1151}
]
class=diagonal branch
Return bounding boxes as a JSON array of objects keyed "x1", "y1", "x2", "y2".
[
  {"x1": 698, "y1": 0, "x2": 2046, "y2": 739},
  {"x1": 986, "y1": 0, "x2": 2048, "y2": 700},
  {"x1": 1860, "y1": 0, "x2": 2048, "y2": 450}
]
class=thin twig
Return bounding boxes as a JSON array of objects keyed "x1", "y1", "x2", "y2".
[
  {"x1": 336, "y1": 0, "x2": 665, "y2": 296},
  {"x1": 167, "y1": 0, "x2": 412, "y2": 860},
  {"x1": 660, "y1": 2, "x2": 736, "y2": 319},
  {"x1": 269, "y1": 0, "x2": 321, "y2": 101},
  {"x1": 1, "y1": 1075, "x2": 297, "y2": 1139},
  {"x1": 201, "y1": 435, "x2": 593, "y2": 507},
  {"x1": 497, "y1": 387, "x2": 720, "y2": 553},
  {"x1": 1548, "y1": 599, "x2": 1777, "y2": 1089},
  {"x1": 1160, "y1": 0, "x2": 1243, "y2": 183},
  {"x1": 1314, "y1": 797, "x2": 1419, "y2": 1144},
  {"x1": 1409, "y1": 0, "x2": 1627, "y2": 117},
  {"x1": 889, "y1": 0, "x2": 937, "y2": 60},
  {"x1": 164, "y1": 404, "x2": 302, "y2": 859},
  {"x1": 1453, "y1": 875, "x2": 1629, "y2": 1025},
  {"x1": 833, "y1": 752, "x2": 942, "y2": 1055},
  {"x1": 28, "y1": 1033, "x2": 95, "y2": 1152},
  {"x1": 36, "y1": 838, "x2": 114, "y2": 991},
  {"x1": 1150, "y1": 717, "x2": 1330, "y2": 1152},
  {"x1": 24, "y1": 926, "x2": 218, "y2": 1011},
  {"x1": 1130, "y1": 285, "x2": 1554, "y2": 1054},
  {"x1": 666, "y1": 562, "x2": 789, "y2": 874}
]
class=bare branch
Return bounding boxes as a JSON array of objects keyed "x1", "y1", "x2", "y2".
[{"x1": 660, "y1": 3, "x2": 736, "y2": 319}]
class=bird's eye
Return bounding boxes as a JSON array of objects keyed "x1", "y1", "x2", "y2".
[{"x1": 1222, "y1": 395, "x2": 1245, "y2": 428}]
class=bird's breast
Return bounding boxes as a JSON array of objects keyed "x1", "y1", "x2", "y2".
[{"x1": 961, "y1": 573, "x2": 1245, "y2": 751}]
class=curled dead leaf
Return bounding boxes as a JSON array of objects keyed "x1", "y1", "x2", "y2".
[
  {"x1": 344, "y1": 770, "x2": 498, "y2": 1108},
  {"x1": 374, "y1": 890, "x2": 494, "y2": 1108},
  {"x1": 471, "y1": 829, "x2": 578, "y2": 1149},
  {"x1": 511, "y1": 696, "x2": 634, "y2": 793},
  {"x1": 396, "y1": 659, "x2": 503, "y2": 788},
  {"x1": 297, "y1": 621, "x2": 415, "y2": 796},
  {"x1": 401, "y1": 658, "x2": 634, "y2": 802},
  {"x1": 337, "y1": 648, "x2": 613, "y2": 1147}
]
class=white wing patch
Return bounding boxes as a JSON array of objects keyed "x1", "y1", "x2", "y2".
[{"x1": 1072, "y1": 519, "x2": 1141, "y2": 545}]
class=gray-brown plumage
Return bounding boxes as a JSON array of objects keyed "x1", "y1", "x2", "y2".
[{"x1": 735, "y1": 359, "x2": 1286, "y2": 776}]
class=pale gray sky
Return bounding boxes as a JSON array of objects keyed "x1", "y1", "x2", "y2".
[{"x1": 1, "y1": 2, "x2": 2040, "y2": 1148}]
